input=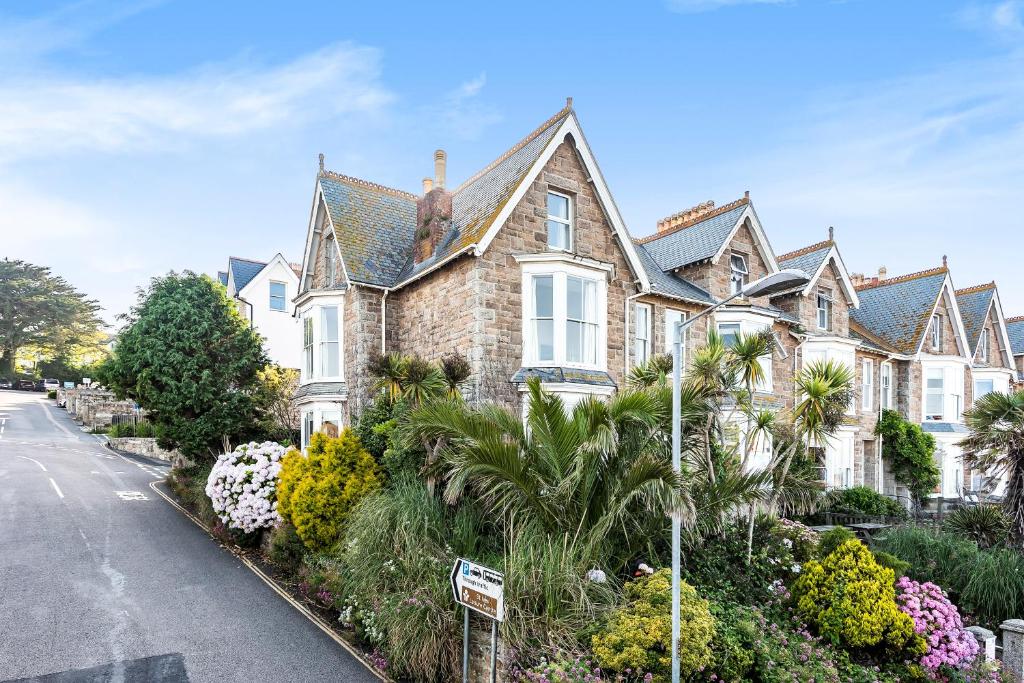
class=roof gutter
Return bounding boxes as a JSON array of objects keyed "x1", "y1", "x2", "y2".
[{"x1": 392, "y1": 244, "x2": 477, "y2": 290}]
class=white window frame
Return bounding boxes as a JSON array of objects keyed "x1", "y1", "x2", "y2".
[
  {"x1": 303, "y1": 315, "x2": 314, "y2": 380},
  {"x1": 816, "y1": 289, "x2": 833, "y2": 331},
  {"x1": 665, "y1": 308, "x2": 687, "y2": 366},
  {"x1": 567, "y1": 276, "x2": 599, "y2": 365},
  {"x1": 979, "y1": 331, "x2": 990, "y2": 363},
  {"x1": 520, "y1": 260, "x2": 608, "y2": 371},
  {"x1": 716, "y1": 315, "x2": 773, "y2": 392},
  {"x1": 931, "y1": 314, "x2": 942, "y2": 350},
  {"x1": 634, "y1": 303, "x2": 651, "y2": 366},
  {"x1": 975, "y1": 378, "x2": 994, "y2": 401},
  {"x1": 925, "y1": 367, "x2": 944, "y2": 421},
  {"x1": 302, "y1": 410, "x2": 314, "y2": 449},
  {"x1": 319, "y1": 306, "x2": 340, "y2": 379},
  {"x1": 861, "y1": 359, "x2": 874, "y2": 411},
  {"x1": 324, "y1": 238, "x2": 337, "y2": 287},
  {"x1": 269, "y1": 280, "x2": 287, "y2": 312},
  {"x1": 730, "y1": 253, "x2": 749, "y2": 296},
  {"x1": 545, "y1": 190, "x2": 573, "y2": 252},
  {"x1": 880, "y1": 362, "x2": 893, "y2": 410}
]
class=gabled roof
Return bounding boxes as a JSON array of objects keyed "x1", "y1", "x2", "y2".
[
  {"x1": 318, "y1": 172, "x2": 418, "y2": 288},
  {"x1": 635, "y1": 243, "x2": 715, "y2": 305},
  {"x1": 1007, "y1": 317, "x2": 1024, "y2": 356},
  {"x1": 217, "y1": 271, "x2": 228, "y2": 287},
  {"x1": 850, "y1": 266, "x2": 953, "y2": 355},
  {"x1": 849, "y1": 319, "x2": 900, "y2": 355},
  {"x1": 955, "y1": 283, "x2": 996, "y2": 355},
  {"x1": 638, "y1": 199, "x2": 750, "y2": 271},
  {"x1": 228, "y1": 257, "x2": 267, "y2": 293},
  {"x1": 776, "y1": 237, "x2": 860, "y2": 307}
]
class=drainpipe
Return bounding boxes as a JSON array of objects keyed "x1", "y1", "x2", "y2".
[
  {"x1": 236, "y1": 296, "x2": 254, "y2": 329},
  {"x1": 380, "y1": 288, "x2": 390, "y2": 355},
  {"x1": 624, "y1": 287, "x2": 645, "y2": 380}
]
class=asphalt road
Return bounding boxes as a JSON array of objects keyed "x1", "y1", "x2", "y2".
[{"x1": 0, "y1": 390, "x2": 378, "y2": 683}]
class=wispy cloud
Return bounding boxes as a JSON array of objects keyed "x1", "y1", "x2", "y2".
[
  {"x1": 666, "y1": 0, "x2": 791, "y2": 13},
  {"x1": 427, "y1": 72, "x2": 502, "y2": 141},
  {"x1": 0, "y1": 43, "x2": 393, "y2": 162},
  {"x1": 957, "y1": 1, "x2": 1024, "y2": 39}
]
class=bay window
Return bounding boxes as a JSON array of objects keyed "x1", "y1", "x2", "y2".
[
  {"x1": 522, "y1": 263, "x2": 607, "y2": 369},
  {"x1": 718, "y1": 319, "x2": 773, "y2": 391},
  {"x1": 925, "y1": 368, "x2": 944, "y2": 420},
  {"x1": 303, "y1": 316, "x2": 314, "y2": 379},
  {"x1": 634, "y1": 303, "x2": 651, "y2": 366},
  {"x1": 861, "y1": 359, "x2": 874, "y2": 411},
  {"x1": 546, "y1": 191, "x2": 572, "y2": 251},
  {"x1": 975, "y1": 378, "x2": 994, "y2": 400},
  {"x1": 320, "y1": 306, "x2": 340, "y2": 377},
  {"x1": 880, "y1": 363, "x2": 893, "y2": 409},
  {"x1": 719, "y1": 322, "x2": 741, "y2": 348}
]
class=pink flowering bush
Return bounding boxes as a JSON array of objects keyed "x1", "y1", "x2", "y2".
[
  {"x1": 895, "y1": 577, "x2": 978, "y2": 675},
  {"x1": 205, "y1": 441, "x2": 286, "y2": 533}
]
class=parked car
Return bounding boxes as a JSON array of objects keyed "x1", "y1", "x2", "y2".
[
  {"x1": 17, "y1": 379, "x2": 35, "y2": 390},
  {"x1": 42, "y1": 379, "x2": 60, "y2": 392},
  {"x1": 0, "y1": 378, "x2": 11, "y2": 389}
]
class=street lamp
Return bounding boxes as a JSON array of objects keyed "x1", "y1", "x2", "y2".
[{"x1": 669, "y1": 268, "x2": 809, "y2": 683}]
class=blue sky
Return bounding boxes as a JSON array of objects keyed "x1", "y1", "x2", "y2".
[{"x1": 2, "y1": 0, "x2": 1023, "y2": 325}]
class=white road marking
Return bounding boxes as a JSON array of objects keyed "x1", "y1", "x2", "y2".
[
  {"x1": 49, "y1": 478, "x2": 64, "y2": 499},
  {"x1": 40, "y1": 402, "x2": 77, "y2": 438},
  {"x1": 17, "y1": 456, "x2": 47, "y2": 472},
  {"x1": 115, "y1": 491, "x2": 148, "y2": 501}
]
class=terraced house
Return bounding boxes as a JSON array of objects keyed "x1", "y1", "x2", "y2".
[{"x1": 291, "y1": 102, "x2": 1016, "y2": 504}]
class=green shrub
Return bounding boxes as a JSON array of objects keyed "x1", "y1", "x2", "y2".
[
  {"x1": 267, "y1": 522, "x2": 306, "y2": 575},
  {"x1": 817, "y1": 525, "x2": 858, "y2": 558},
  {"x1": 772, "y1": 518, "x2": 820, "y2": 564},
  {"x1": 793, "y1": 539, "x2": 923, "y2": 656},
  {"x1": 47, "y1": 390, "x2": 57, "y2": 399},
  {"x1": 872, "y1": 550, "x2": 911, "y2": 577},
  {"x1": 591, "y1": 569, "x2": 714, "y2": 682},
  {"x1": 707, "y1": 602, "x2": 757, "y2": 682},
  {"x1": 167, "y1": 464, "x2": 218, "y2": 528},
  {"x1": 353, "y1": 395, "x2": 396, "y2": 463},
  {"x1": 876, "y1": 410, "x2": 939, "y2": 505},
  {"x1": 943, "y1": 505, "x2": 1012, "y2": 549},
  {"x1": 827, "y1": 486, "x2": 908, "y2": 519},
  {"x1": 276, "y1": 430, "x2": 381, "y2": 551}
]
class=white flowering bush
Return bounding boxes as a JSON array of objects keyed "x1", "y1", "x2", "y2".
[{"x1": 205, "y1": 441, "x2": 287, "y2": 533}]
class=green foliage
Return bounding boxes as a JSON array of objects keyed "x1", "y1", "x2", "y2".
[
  {"x1": 108, "y1": 420, "x2": 156, "y2": 438},
  {"x1": 816, "y1": 526, "x2": 858, "y2": 559},
  {"x1": 276, "y1": 430, "x2": 381, "y2": 551},
  {"x1": 961, "y1": 390, "x2": 1024, "y2": 539},
  {"x1": 877, "y1": 525, "x2": 1024, "y2": 629},
  {"x1": 439, "y1": 351, "x2": 471, "y2": 398},
  {"x1": 707, "y1": 602, "x2": 757, "y2": 681},
  {"x1": 826, "y1": 486, "x2": 908, "y2": 519},
  {"x1": 354, "y1": 395, "x2": 397, "y2": 462},
  {"x1": 943, "y1": 505, "x2": 1012, "y2": 549},
  {"x1": 876, "y1": 410, "x2": 940, "y2": 505},
  {"x1": 253, "y1": 365, "x2": 300, "y2": 444},
  {"x1": 872, "y1": 550, "x2": 911, "y2": 577},
  {"x1": 591, "y1": 570, "x2": 714, "y2": 682},
  {"x1": 167, "y1": 463, "x2": 219, "y2": 528},
  {"x1": 46, "y1": 390, "x2": 56, "y2": 399},
  {"x1": 267, "y1": 521, "x2": 306, "y2": 575},
  {"x1": 333, "y1": 476, "x2": 492, "y2": 682},
  {"x1": 771, "y1": 518, "x2": 820, "y2": 564},
  {"x1": 99, "y1": 272, "x2": 267, "y2": 459},
  {"x1": 793, "y1": 540, "x2": 922, "y2": 656},
  {"x1": 0, "y1": 258, "x2": 103, "y2": 376}
]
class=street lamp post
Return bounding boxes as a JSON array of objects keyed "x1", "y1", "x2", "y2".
[{"x1": 669, "y1": 269, "x2": 809, "y2": 683}]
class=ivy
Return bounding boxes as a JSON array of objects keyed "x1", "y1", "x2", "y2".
[{"x1": 875, "y1": 409, "x2": 940, "y2": 506}]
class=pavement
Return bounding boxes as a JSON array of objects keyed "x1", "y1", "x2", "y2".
[{"x1": 0, "y1": 390, "x2": 379, "y2": 683}]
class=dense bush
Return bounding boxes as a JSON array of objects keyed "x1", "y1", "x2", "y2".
[
  {"x1": 46, "y1": 389, "x2": 57, "y2": 399},
  {"x1": 109, "y1": 420, "x2": 157, "y2": 438},
  {"x1": 267, "y1": 521, "x2": 306, "y2": 575},
  {"x1": 876, "y1": 410, "x2": 939, "y2": 505},
  {"x1": 895, "y1": 577, "x2": 978, "y2": 675},
  {"x1": 205, "y1": 441, "x2": 285, "y2": 533},
  {"x1": 877, "y1": 526, "x2": 1024, "y2": 628},
  {"x1": 772, "y1": 518, "x2": 819, "y2": 565},
  {"x1": 943, "y1": 505, "x2": 1012, "y2": 549},
  {"x1": 353, "y1": 395, "x2": 397, "y2": 463},
  {"x1": 793, "y1": 540, "x2": 922, "y2": 656},
  {"x1": 167, "y1": 463, "x2": 218, "y2": 528},
  {"x1": 816, "y1": 526, "x2": 858, "y2": 559},
  {"x1": 591, "y1": 570, "x2": 714, "y2": 681},
  {"x1": 276, "y1": 430, "x2": 381, "y2": 550},
  {"x1": 826, "y1": 486, "x2": 907, "y2": 519}
]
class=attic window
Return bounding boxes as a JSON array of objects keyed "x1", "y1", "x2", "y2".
[
  {"x1": 816, "y1": 288, "x2": 833, "y2": 331},
  {"x1": 546, "y1": 191, "x2": 572, "y2": 251},
  {"x1": 979, "y1": 330, "x2": 989, "y2": 363},
  {"x1": 729, "y1": 254, "x2": 748, "y2": 295},
  {"x1": 930, "y1": 314, "x2": 942, "y2": 350},
  {"x1": 324, "y1": 238, "x2": 337, "y2": 287}
]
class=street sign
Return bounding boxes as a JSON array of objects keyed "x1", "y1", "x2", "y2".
[
  {"x1": 63, "y1": 381, "x2": 74, "y2": 389},
  {"x1": 451, "y1": 558, "x2": 504, "y2": 622}
]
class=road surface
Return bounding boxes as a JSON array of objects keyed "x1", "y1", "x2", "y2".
[{"x1": 0, "y1": 390, "x2": 377, "y2": 682}]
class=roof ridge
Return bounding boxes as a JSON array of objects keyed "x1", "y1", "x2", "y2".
[
  {"x1": 228, "y1": 256, "x2": 268, "y2": 265},
  {"x1": 636, "y1": 196, "x2": 750, "y2": 245},
  {"x1": 451, "y1": 103, "x2": 573, "y2": 195},
  {"x1": 855, "y1": 266, "x2": 947, "y2": 291},
  {"x1": 777, "y1": 239, "x2": 834, "y2": 261},
  {"x1": 1007, "y1": 315, "x2": 1024, "y2": 323},
  {"x1": 955, "y1": 282, "x2": 996, "y2": 295},
  {"x1": 319, "y1": 169, "x2": 418, "y2": 201}
]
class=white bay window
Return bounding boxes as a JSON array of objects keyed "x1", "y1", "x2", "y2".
[
  {"x1": 320, "y1": 306, "x2": 340, "y2": 377},
  {"x1": 925, "y1": 368, "x2": 945, "y2": 421},
  {"x1": 567, "y1": 277, "x2": 599, "y2": 364},
  {"x1": 717, "y1": 315, "x2": 773, "y2": 392}
]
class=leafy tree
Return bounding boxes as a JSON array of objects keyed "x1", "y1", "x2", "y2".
[
  {"x1": 100, "y1": 272, "x2": 267, "y2": 459},
  {"x1": 0, "y1": 259, "x2": 103, "y2": 376},
  {"x1": 960, "y1": 390, "x2": 1024, "y2": 538},
  {"x1": 254, "y1": 365, "x2": 300, "y2": 444},
  {"x1": 876, "y1": 409, "x2": 939, "y2": 507}
]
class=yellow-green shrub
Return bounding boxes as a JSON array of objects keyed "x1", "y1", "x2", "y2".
[
  {"x1": 591, "y1": 569, "x2": 714, "y2": 681},
  {"x1": 276, "y1": 430, "x2": 381, "y2": 551},
  {"x1": 793, "y1": 539, "x2": 924, "y2": 657}
]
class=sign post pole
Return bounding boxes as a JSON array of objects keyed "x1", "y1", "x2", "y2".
[
  {"x1": 463, "y1": 606, "x2": 470, "y2": 683},
  {"x1": 452, "y1": 558, "x2": 505, "y2": 683},
  {"x1": 489, "y1": 618, "x2": 498, "y2": 683}
]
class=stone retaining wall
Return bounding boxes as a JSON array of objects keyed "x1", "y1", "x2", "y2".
[{"x1": 107, "y1": 437, "x2": 182, "y2": 464}]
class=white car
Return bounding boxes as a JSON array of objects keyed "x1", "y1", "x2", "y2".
[{"x1": 42, "y1": 379, "x2": 60, "y2": 392}]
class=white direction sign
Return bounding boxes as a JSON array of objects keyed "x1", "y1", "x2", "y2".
[{"x1": 451, "y1": 558, "x2": 504, "y2": 622}]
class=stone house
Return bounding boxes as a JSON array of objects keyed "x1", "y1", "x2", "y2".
[{"x1": 1004, "y1": 316, "x2": 1024, "y2": 385}]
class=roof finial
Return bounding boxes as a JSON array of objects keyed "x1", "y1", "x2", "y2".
[
  {"x1": 318, "y1": 153, "x2": 324, "y2": 173},
  {"x1": 566, "y1": 96, "x2": 573, "y2": 109},
  {"x1": 942, "y1": 254, "x2": 948, "y2": 268},
  {"x1": 828, "y1": 226, "x2": 834, "y2": 241},
  {"x1": 744, "y1": 190, "x2": 750, "y2": 200}
]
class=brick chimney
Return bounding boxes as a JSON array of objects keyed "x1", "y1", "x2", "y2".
[
  {"x1": 851, "y1": 273, "x2": 865, "y2": 287},
  {"x1": 414, "y1": 150, "x2": 452, "y2": 264},
  {"x1": 656, "y1": 200, "x2": 716, "y2": 233}
]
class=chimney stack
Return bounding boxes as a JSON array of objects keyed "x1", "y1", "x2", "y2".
[
  {"x1": 878, "y1": 266, "x2": 887, "y2": 281},
  {"x1": 851, "y1": 273, "x2": 865, "y2": 287},
  {"x1": 828, "y1": 226, "x2": 834, "y2": 241},
  {"x1": 434, "y1": 149, "x2": 446, "y2": 189},
  {"x1": 422, "y1": 177, "x2": 433, "y2": 194}
]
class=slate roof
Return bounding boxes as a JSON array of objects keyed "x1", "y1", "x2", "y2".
[
  {"x1": 955, "y1": 283, "x2": 995, "y2": 355},
  {"x1": 228, "y1": 257, "x2": 267, "y2": 293},
  {"x1": 318, "y1": 173, "x2": 418, "y2": 287},
  {"x1": 1007, "y1": 317, "x2": 1024, "y2": 356},
  {"x1": 850, "y1": 267, "x2": 948, "y2": 354},
  {"x1": 510, "y1": 367, "x2": 617, "y2": 387},
  {"x1": 778, "y1": 240, "x2": 833, "y2": 279},
  {"x1": 637, "y1": 199, "x2": 750, "y2": 272},
  {"x1": 293, "y1": 382, "x2": 348, "y2": 400},
  {"x1": 849, "y1": 319, "x2": 898, "y2": 354},
  {"x1": 635, "y1": 243, "x2": 715, "y2": 305},
  {"x1": 921, "y1": 422, "x2": 969, "y2": 434},
  {"x1": 217, "y1": 271, "x2": 228, "y2": 287}
]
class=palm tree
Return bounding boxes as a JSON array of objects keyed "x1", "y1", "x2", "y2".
[
  {"x1": 401, "y1": 355, "x2": 447, "y2": 408},
  {"x1": 368, "y1": 352, "x2": 407, "y2": 402},
  {"x1": 403, "y1": 378, "x2": 687, "y2": 569},
  {"x1": 961, "y1": 390, "x2": 1024, "y2": 539}
]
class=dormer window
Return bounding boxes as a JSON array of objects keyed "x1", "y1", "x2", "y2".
[
  {"x1": 324, "y1": 238, "x2": 337, "y2": 287},
  {"x1": 931, "y1": 314, "x2": 942, "y2": 350},
  {"x1": 816, "y1": 288, "x2": 833, "y2": 331},
  {"x1": 546, "y1": 191, "x2": 572, "y2": 251},
  {"x1": 730, "y1": 253, "x2": 748, "y2": 295},
  {"x1": 979, "y1": 331, "x2": 989, "y2": 363}
]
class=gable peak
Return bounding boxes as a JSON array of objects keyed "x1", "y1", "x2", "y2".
[
  {"x1": 777, "y1": 239, "x2": 833, "y2": 262},
  {"x1": 854, "y1": 264, "x2": 948, "y2": 291},
  {"x1": 955, "y1": 282, "x2": 996, "y2": 296},
  {"x1": 318, "y1": 169, "x2": 418, "y2": 201},
  {"x1": 638, "y1": 194, "x2": 750, "y2": 245}
]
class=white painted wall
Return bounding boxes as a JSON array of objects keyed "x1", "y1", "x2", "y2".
[{"x1": 239, "y1": 258, "x2": 301, "y2": 370}]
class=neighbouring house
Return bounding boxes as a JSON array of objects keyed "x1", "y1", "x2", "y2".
[
  {"x1": 289, "y1": 99, "x2": 1019, "y2": 503},
  {"x1": 217, "y1": 254, "x2": 302, "y2": 370},
  {"x1": 1007, "y1": 316, "x2": 1024, "y2": 385}
]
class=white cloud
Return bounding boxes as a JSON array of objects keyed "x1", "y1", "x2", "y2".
[
  {"x1": 427, "y1": 72, "x2": 502, "y2": 141},
  {"x1": 957, "y1": 1, "x2": 1024, "y2": 38},
  {"x1": 666, "y1": 0, "x2": 790, "y2": 13},
  {"x1": 0, "y1": 43, "x2": 393, "y2": 162}
]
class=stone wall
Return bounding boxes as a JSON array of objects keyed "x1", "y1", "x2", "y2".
[
  {"x1": 344, "y1": 284, "x2": 384, "y2": 418},
  {"x1": 62, "y1": 388, "x2": 136, "y2": 429},
  {"x1": 107, "y1": 437, "x2": 182, "y2": 463},
  {"x1": 680, "y1": 220, "x2": 773, "y2": 308}
]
